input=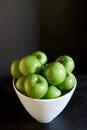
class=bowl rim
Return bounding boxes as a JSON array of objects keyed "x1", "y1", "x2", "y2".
[{"x1": 13, "y1": 77, "x2": 77, "y2": 102}]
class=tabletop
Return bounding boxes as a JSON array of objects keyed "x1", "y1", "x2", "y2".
[{"x1": 0, "y1": 75, "x2": 87, "y2": 130}]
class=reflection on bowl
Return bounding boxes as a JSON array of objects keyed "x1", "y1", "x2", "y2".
[{"x1": 13, "y1": 78, "x2": 77, "y2": 123}]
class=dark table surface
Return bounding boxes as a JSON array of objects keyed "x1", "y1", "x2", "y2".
[{"x1": 0, "y1": 75, "x2": 87, "y2": 130}]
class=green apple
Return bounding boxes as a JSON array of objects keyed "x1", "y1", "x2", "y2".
[
  {"x1": 43, "y1": 61, "x2": 66, "y2": 85},
  {"x1": 19, "y1": 55, "x2": 41, "y2": 76},
  {"x1": 32, "y1": 51, "x2": 47, "y2": 66},
  {"x1": 16, "y1": 75, "x2": 26, "y2": 94},
  {"x1": 56, "y1": 55, "x2": 75, "y2": 72},
  {"x1": 43, "y1": 85, "x2": 62, "y2": 99},
  {"x1": 57, "y1": 72, "x2": 76, "y2": 92},
  {"x1": 11, "y1": 59, "x2": 22, "y2": 79},
  {"x1": 24, "y1": 74, "x2": 48, "y2": 98}
]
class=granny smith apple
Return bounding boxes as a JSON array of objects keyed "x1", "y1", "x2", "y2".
[
  {"x1": 24, "y1": 74, "x2": 48, "y2": 98},
  {"x1": 43, "y1": 85, "x2": 62, "y2": 99},
  {"x1": 57, "y1": 72, "x2": 76, "y2": 92},
  {"x1": 43, "y1": 61, "x2": 66, "y2": 85},
  {"x1": 19, "y1": 55, "x2": 41, "y2": 76},
  {"x1": 16, "y1": 75, "x2": 26, "y2": 94},
  {"x1": 56, "y1": 55, "x2": 75, "y2": 72},
  {"x1": 32, "y1": 51, "x2": 47, "y2": 66},
  {"x1": 11, "y1": 59, "x2": 22, "y2": 79}
]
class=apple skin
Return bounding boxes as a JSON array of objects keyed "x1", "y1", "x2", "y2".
[
  {"x1": 19, "y1": 55, "x2": 41, "y2": 76},
  {"x1": 24, "y1": 74, "x2": 48, "y2": 99},
  {"x1": 43, "y1": 61, "x2": 66, "y2": 85},
  {"x1": 56, "y1": 55, "x2": 75, "y2": 72},
  {"x1": 16, "y1": 76, "x2": 26, "y2": 94},
  {"x1": 11, "y1": 59, "x2": 22, "y2": 79},
  {"x1": 32, "y1": 51, "x2": 47, "y2": 66},
  {"x1": 43, "y1": 85, "x2": 62, "y2": 99},
  {"x1": 57, "y1": 72, "x2": 76, "y2": 92}
]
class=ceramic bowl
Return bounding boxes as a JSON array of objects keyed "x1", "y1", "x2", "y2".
[{"x1": 13, "y1": 78, "x2": 77, "y2": 123}]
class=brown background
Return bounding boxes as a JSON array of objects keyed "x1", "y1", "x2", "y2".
[{"x1": 0, "y1": 0, "x2": 86, "y2": 75}]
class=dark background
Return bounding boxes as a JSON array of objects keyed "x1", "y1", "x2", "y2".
[
  {"x1": 0, "y1": 1, "x2": 87, "y2": 129},
  {"x1": 0, "y1": 0, "x2": 87, "y2": 76}
]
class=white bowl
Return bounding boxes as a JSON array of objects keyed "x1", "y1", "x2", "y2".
[{"x1": 13, "y1": 78, "x2": 77, "y2": 123}]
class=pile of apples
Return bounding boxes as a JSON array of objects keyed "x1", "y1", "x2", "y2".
[{"x1": 11, "y1": 51, "x2": 76, "y2": 99}]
